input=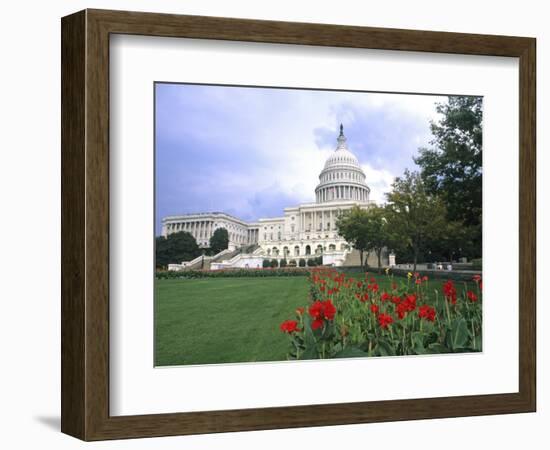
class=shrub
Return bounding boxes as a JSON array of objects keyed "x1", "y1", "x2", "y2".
[
  {"x1": 298, "y1": 258, "x2": 306, "y2": 267},
  {"x1": 288, "y1": 259, "x2": 297, "y2": 267},
  {"x1": 280, "y1": 258, "x2": 288, "y2": 268},
  {"x1": 262, "y1": 259, "x2": 271, "y2": 268},
  {"x1": 471, "y1": 258, "x2": 482, "y2": 270},
  {"x1": 155, "y1": 267, "x2": 310, "y2": 279},
  {"x1": 270, "y1": 259, "x2": 279, "y2": 268}
]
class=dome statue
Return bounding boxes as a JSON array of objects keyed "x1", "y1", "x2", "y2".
[{"x1": 315, "y1": 124, "x2": 370, "y2": 204}]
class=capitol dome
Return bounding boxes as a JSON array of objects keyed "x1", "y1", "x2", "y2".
[{"x1": 315, "y1": 125, "x2": 370, "y2": 204}]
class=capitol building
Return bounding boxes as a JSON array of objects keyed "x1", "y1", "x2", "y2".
[{"x1": 162, "y1": 126, "x2": 389, "y2": 269}]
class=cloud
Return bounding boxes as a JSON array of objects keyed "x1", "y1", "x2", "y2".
[{"x1": 155, "y1": 83, "x2": 448, "y2": 234}]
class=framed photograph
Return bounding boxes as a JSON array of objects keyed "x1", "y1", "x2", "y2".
[{"x1": 61, "y1": 9, "x2": 536, "y2": 440}]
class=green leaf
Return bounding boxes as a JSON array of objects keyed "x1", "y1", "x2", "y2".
[
  {"x1": 374, "y1": 338, "x2": 396, "y2": 357},
  {"x1": 299, "y1": 346, "x2": 319, "y2": 360},
  {"x1": 427, "y1": 343, "x2": 450, "y2": 354},
  {"x1": 448, "y1": 318, "x2": 469, "y2": 350},
  {"x1": 411, "y1": 331, "x2": 426, "y2": 354},
  {"x1": 333, "y1": 346, "x2": 369, "y2": 359}
]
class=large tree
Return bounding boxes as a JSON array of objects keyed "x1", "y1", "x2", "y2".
[
  {"x1": 385, "y1": 170, "x2": 448, "y2": 271},
  {"x1": 414, "y1": 96, "x2": 482, "y2": 257},
  {"x1": 336, "y1": 206, "x2": 371, "y2": 268},
  {"x1": 209, "y1": 227, "x2": 229, "y2": 254},
  {"x1": 155, "y1": 231, "x2": 200, "y2": 269},
  {"x1": 363, "y1": 205, "x2": 391, "y2": 270}
]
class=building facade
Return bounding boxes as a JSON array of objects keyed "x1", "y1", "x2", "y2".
[{"x1": 162, "y1": 125, "x2": 383, "y2": 267}]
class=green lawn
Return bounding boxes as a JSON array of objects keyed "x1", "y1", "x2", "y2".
[
  {"x1": 155, "y1": 272, "x2": 477, "y2": 366},
  {"x1": 155, "y1": 277, "x2": 309, "y2": 366}
]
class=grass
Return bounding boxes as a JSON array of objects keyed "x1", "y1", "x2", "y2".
[
  {"x1": 155, "y1": 276, "x2": 309, "y2": 366},
  {"x1": 155, "y1": 271, "x2": 477, "y2": 366}
]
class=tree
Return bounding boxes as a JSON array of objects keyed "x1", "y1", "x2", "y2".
[
  {"x1": 209, "y1": 227, "x2": 229, "y2": 254},
  {"x1": 363, "y1": 206, "x2": 391, "y2": 270},
  {"x1": 414, "y1": 96, "x2": 482, "y2": 257},
  {"x1": 385, "y1": 170, "x2": 448, "y2": 271},
  {"x1": 336, "y1": 206, "x2": 372, "y2": 268},
  {"x1": 155, "y1": 231, "x2": 200, "y2": 269}
]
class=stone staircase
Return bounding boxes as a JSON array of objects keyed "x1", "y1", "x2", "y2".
[
  {"x1": 342, "y1": 249, "x2": 387, "y2": 268},
  {"x1": 343, "y1": 249, "x2": 363, "y2": 267},
  {"x1": 202, "y1": 248, "x2": 242, "y2": 270}
]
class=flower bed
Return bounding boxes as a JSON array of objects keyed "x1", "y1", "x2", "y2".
[{"x1": 280, "y1": 268, "x2": 482, "y2": 359}]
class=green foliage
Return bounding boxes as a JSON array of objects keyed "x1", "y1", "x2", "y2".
[
  {"x1": 209, "y1": 228, "x2": 229, "y2": 254},
  {"x1": 280, "y1": 258, "x2": 288, "y2": 268},
  {"x1": 156, "y1": 267, "x2": 310, "y2": 279},
  {"x1": 155, "y1": 231, "x2": 201, "y2": 269},
  {"x1": 414, "y1": 96, "x2": 482, "y2": 258},
  {"x1": 336, "y1": 206, "x2": 371, "y2": 267},
  {"x1": 270, "y1": 259, "x2": 279, "y2": 268},
  {"x1": 281, "y1": 270, "x2": 482, "y2": 360},
  {"x1": 262, "y1": 259, "x2": 271, "y2": 268},
  {"x1": 471, "y1": 258, "x2": 482, "y2": 270},
  {"x1": 336, "y1": 205, "x2": 392, "y2": 269},
  {"x1": 307, "y1": 258, "x2": 318, "y2": 267},
  {"x1": 298, "y1": 258, "x2": 306, "y2": 267},
  {"x1": 385, "y1": 170, "x2": 449, "y2": 271}
]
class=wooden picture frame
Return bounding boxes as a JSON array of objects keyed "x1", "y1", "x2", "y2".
[{"x1": 61, "y1": 9, "x2": 536, "y2": 441}]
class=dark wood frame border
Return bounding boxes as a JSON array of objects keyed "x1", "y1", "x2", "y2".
[{"x1": 61, "y1": 9, "x2": 536, "y2": 441}]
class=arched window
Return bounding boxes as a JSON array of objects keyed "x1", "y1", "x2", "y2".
[
  {"x1": 294, "y1": 245, "x2": 300, "y2": 256},
  {"x1": 329, "y1": 244, "x2": 336, "y2": 251},
  {"x1": 305, "y1": 245, "x2": 311, "y2": 255}
]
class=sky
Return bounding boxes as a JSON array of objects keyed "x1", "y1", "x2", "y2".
[{"x1": 155, "y1": 83, "x2": 448, "y2": 235}]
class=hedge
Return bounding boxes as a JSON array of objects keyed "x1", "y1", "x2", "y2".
[
  {"x1": 156, "y1": 267, "x2": 311, "y2": 279},
  {"x1": 387, "y1": 267, "x2": 481, "y2": 283}
]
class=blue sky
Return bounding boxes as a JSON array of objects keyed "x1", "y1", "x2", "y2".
[{"x1": 155, "y1": 83, "x2": 448, "y2": 235}]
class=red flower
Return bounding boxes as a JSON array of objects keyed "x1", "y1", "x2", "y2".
[
  {"x1": 296, "y1": 307, "x2": 305, "y2": 315},
  {"x1": 370, "y1": 304, "x2": 379, "y2": 314},
  {"x1": 396, "y1": 294, "x2": 417, "y2": 319},
  {"x1": 370, "y1": 277, "x2": 376, "y2": 283},
  {"x1": 381, "y1": 292, "x2": 391, "y2": 302},
  {"x1": 467, "y1": 290, "x2": 478, "y2": 302},
  {"x1": 360, "y1": 293, "x2": 369, "y2": 303},
  {"x1": 415, "y1": 279, "x2": 422, "y2": 285},
  {"x1": 422, "y1": 276, "x2": 429, "y2": 282},
  {"x1": 391, "y1": 295, "x2": 402, "y2": 304},
  {"x1": 479, "y1": 280, "x2": 483, "y2": 290},
  {"x1": 378, "y1": 313, "x2": 394, "y2": 329},
  {"x1": 280, "y1": 320, "x2": 301, "y2": 333},
  {"x1": 418, "y1": 305, "x2": 436, "y2": 322},
  {"x1": 320, "y1": 285, "x2": 326, "y2": 292},
  {"x1": 473, "y1": 274, "x2": 482, "y2": 282},
  {"x1": 308, "y1": 299, "x2": 337, "y2": 322},
  {"x1": 357, "y1": 281, "x2": 363, "y2": 288},
  {"x1": 311, "y1": 318, "x2": 324, "y2": 330},
  {"x1": 323, "y1": 299, "x2": 337, "y2": 320},
  {"x1": 367, "y1": 283, "x2": 379, "y2": 293},
  {"x1": 443, "y1": 280, "x2": 457, "y2": 304}
]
